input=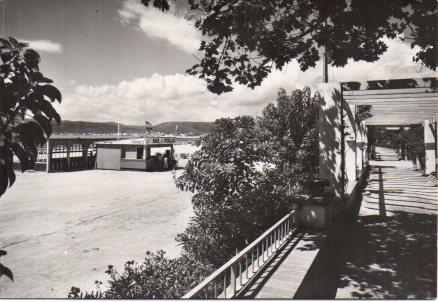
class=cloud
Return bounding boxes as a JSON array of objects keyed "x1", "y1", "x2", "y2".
[
  {"x1": 57, "y1": 37, "x2": 435, "y2": 125},
  {"x1": 119, "y1": 0, "x2": 201, "y2": 54},
  {"x1": 23, "y1": 39, "x2": 63, "y2": 53}
]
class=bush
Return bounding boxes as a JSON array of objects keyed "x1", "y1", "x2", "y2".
[
  {"x1": 175, "y1": 116, "x2": 290, "y2": 267},
  {"x1": 68, "y1": 87, "x2": 321, "y2": 298},
  {"x1": 68, "y1": 251, "x2": 212, "y2": 299},
  {"x1": 258, "y1": 87, "x2": 320, "y2": 198}
]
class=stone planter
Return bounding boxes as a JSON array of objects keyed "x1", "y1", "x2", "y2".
[{"x1": 294, "y1": 195, "x2": 333, "y2": 229}]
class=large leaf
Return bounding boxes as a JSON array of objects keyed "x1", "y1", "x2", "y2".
[
  {"x1": 10, "y1": 75, "x2": 30, "y2": 98},
  {"x1": 33, "y1": 113, "x2": 52, "y2": 137},
  {"x1": 36, "y1": 85, "x2": 62, "y2": 103},
  {"x1": 26, "y1": 93, "x2": 61, "y2": 124},
  {"x1": 13, "y1": 121, "x2": 46, "y2": 147},
  {"x1": 0, "y1": 146, "x2": 15, "y2": 188},
  {"x1": 0, "y1": 162, "x2": 8, "y2": 196},
  {"x1": 30, "y1": 72, "x2": 53, "y2": 84},
  {"x1": 0, "y1": 263, "x2": 13, "y2": 281},
  {"x1": 0, "y1": 38, "x2": 11, "y2": 49},
  {"x1": 23, "y1": 49, "x2": 40, "y2": 69},
  {"x1": 0, "y1": 51, "x2": 13, "y2": 63},
  {"x1": 8, "y1": 37, "x2": 19, "y2": 48},
  {"x1": 11, "y1": 142, "x2": 31, "y2": 172}
]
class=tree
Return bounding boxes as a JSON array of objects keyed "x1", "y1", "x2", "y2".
[
  {"x1": 175, "y1": 88, "x2": 320, "y2": 266},
  {"x1": 141, "y1": 0, "x2": 437, "y2": 94},
  {"x1": 67, "y1": 87, "x2": 322, "y2": 297},
  {"x1": 0, "y1": 37, "x2": 61, "y2": 197},
  {"x1": 176, "y1": 116, "x2": 289, "y2": 266},
  {"x1": 258, "y1": 87, "x2": 320, "y2": 198},
  {"x1": 0, "y1": 37, "x2": 61, "y2": 281}
]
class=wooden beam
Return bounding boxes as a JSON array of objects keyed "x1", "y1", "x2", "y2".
[
  {"x1": 350, "y1": 100, "x2": 438, "y2": 106},
  {"x1": 370, "y1": 110, "x2": 438, "y2": 114},
  {"x1": 343, "y1": 87, "x2": 436, "y2": 96},
  {"x1": 344, "y1": 92, "x2": 438, "y2": 100},
  {"x1": 365, "y1": 117, "x2": 430, "y2": 124},
  {"x1": 345, "y1": 96, "x2": 438, "y2": 105},
  {"x1": 370, "y1": 104, "x2": 438, "y2": 108}
]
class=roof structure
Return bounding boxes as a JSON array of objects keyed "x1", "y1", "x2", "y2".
[{"x1": 341, "y1": 77, "x2": 438, "y2": 126}]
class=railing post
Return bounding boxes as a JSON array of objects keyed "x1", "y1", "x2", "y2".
[
  {"x1": 239, "y1": 261, "x2": 243, "y2": 286},
  {"x1": 230, "y1": 264, "x2": 237, "y2": 296},
  {"x1": 182, "y1": 211, "x2": 297, "y2": 299},
  {"x1": 271, "y1": 234, "x2": 274, "y2": 253},
  {"x1": 246, "y1": 254, "x2": 249, "y2": 279},
  {"x1": 257, "y1": 244, "x2": 261, "y2": 267},
  {"x1": 223, "y1": 273, "x2": 227, "y2": 299}
]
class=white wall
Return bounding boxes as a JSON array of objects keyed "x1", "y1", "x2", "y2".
[{"x1": 96, "y1": 147, "x2": 121, "y2": 170}]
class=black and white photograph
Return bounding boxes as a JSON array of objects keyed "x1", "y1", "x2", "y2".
[{"x1": 0, "y1": 0, "x2": 436, "y2": 299}]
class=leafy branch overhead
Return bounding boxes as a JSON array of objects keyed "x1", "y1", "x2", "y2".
[
  {"x1": 141, "y1": 0, "x2": 437, "y2": 94},
  {"x1": 0, "y1": 37, "x2": 62, "y2": 197}
]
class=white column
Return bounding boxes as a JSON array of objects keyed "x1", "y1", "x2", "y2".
[
  {"x1": 424, "y1": 120, "x2": 436, "y2": 175},
  {"x1": 363, "y1": 125, "x2": 369, "y2": 166},
  {"x1": 46, "y1": 140, "x2": 51, "y2": 172},
  {"x1": 356, "y1": 122, "x2": 364, "y2": 172},
  {"x1": 318, "y1": 82, "x2": 343, "y2": 199},
  {"x1": 343, "y1": 102, "x2": 357, "y2": 184}
]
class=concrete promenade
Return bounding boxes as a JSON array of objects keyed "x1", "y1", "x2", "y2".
[
  {"x1": 246, "y1": 147, "x2": 436, "y2": 299},
  {"x1": 335, "y1": 148, "x2": 437, "y2": 299}
]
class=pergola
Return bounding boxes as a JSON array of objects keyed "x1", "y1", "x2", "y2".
[
  {"x1": 318, "y1": 77, "x2": 438, "y2": 198},
  {"x1": 46, "y1": 135, "x2": 133, "y2": 172}
]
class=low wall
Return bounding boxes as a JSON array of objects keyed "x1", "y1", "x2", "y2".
[
  {"x1": 120, "y1": 159, "x2": 147, "y2": 170},
  {"x1": 298, "y1": 165, "x2": 370, "y2": 229}
]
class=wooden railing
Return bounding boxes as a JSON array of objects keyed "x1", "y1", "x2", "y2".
[{"x1": 183, "y1": 210, "x2": 299, "y2": 299}]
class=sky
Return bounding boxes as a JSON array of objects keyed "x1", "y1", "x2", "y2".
[{"x1": 5, "y1": 0, "x2": 436, "y2": 125}]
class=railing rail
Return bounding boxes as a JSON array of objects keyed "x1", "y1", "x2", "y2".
[{"x1": 183, "y1": 210, "x2": 298, "y2": 299}]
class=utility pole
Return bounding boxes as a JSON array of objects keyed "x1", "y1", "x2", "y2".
[
  {"x1": 322, "y1": 47, "x2": 328, "y2": 83},
  {"x1": 323, "y1": 51, "x2": 329, "y2": 83},
  {"x1": 0, "y1": 0, "x2": 6, "y2": 38},
  {"x1": 117, "y1": 122, "x2": 120, "y2": 140}
]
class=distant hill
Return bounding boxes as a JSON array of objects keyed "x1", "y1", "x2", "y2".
[
  {"x1": 51, "y1": 120, "x2": 214, "y2": 135},
  {"x1": 152, "y1": 122, "x2": 216, "y2": 135}
]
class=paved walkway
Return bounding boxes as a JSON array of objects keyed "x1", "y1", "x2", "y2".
[
  {"x1": 249, "y1": 147, "x2": 437, "y2": 299},
  {"x1": 235, "y1": 147, "x2": 436, "y2": 299},
  {"x1": 241, "y1": 231, "x2": 327, "y2": 299},
  {"x1": 335, "y1": 148, "x2": 437, "y2": 299}
]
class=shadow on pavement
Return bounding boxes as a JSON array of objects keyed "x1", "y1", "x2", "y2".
[{"x1": 294, "y1": 163, "x2": 437, "y2": 299}]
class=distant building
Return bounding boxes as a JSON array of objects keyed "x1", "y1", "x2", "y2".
[{"x1": 95, "y1": 135, "x2": 199, "y2": 171}]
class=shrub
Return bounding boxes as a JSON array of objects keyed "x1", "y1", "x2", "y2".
[
  {"x1": 68, "y1": 87, "x2": 321, "y2": 297},
  {"x1": 68, "y1": 251, "x2": 212, "y2": 299},
  {"x1": 176, "y1": 116, "x2": 290, "y2": 267},
  {"x1": 258, "y1": 87, "x2": 320, "y2": 198}
]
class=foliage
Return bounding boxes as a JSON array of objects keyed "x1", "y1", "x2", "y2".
[
  {"x1": 68, "y1": 87, "x2": 321, "y2": 297},
  {"x1": 258, "y1": 87, "x2": 320, "y2": 198},
  {"x1": 356, "y1": 105, "x2": 373, "y2": 123},
  {"x1": 0, "y1": 37, "x2": 61, "y2": 197},
  {"x1": 0, "y1": 250, "x2": 12, "y2": 281},
  {"x1": 368, "y1": 124, "x2": 425, "y2": 163},
  {"x1": 176, "y1": 87, "x2": 320, "y2": 266},
  {"x1": 68, "y1": 251, "x2": 213, "y2": 299},
  {"x1": 141, "y1": 0, "x2": 437, "y2": 94},
  {"x1": 176, "y1": 116, "x2": 289, "y2": 266},
  {"x1": 0, "y1": 36, "x2": 61, "y2": 282}
]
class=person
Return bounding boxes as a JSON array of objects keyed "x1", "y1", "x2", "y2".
[
  {"x1": 163, "y1": 156, "x2": 168, "y2": 170},
  {"x1": 406, "y1": 144, "x2": 417, "y2": 170},
  {"x1": 156, "y1": 153, "x2": 163, "y2": 171}
]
